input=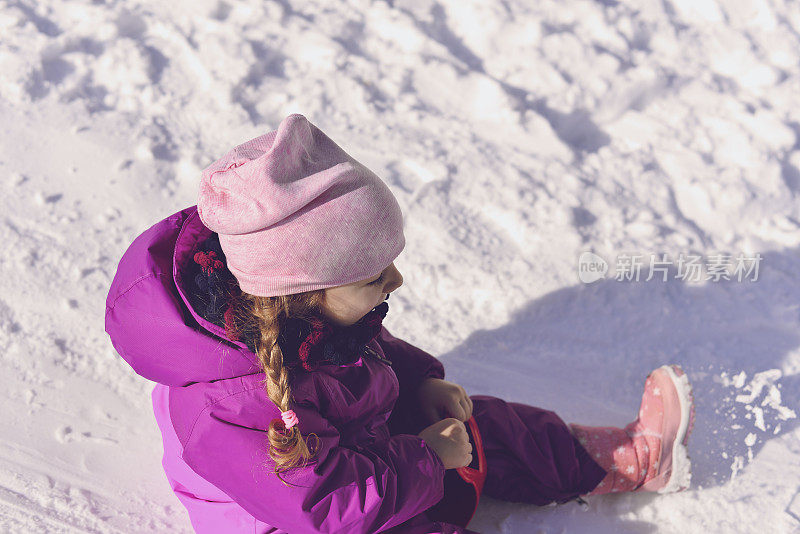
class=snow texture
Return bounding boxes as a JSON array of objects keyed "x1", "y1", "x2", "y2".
[{"x1": 0, "y1": 0, "x2": 799, "y2": 532}]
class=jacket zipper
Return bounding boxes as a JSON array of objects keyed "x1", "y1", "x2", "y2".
[{"x1": 364, "y1": 346, "x2": 392, "y2": 366}]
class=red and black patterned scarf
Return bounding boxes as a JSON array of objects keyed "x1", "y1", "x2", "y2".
[
  {"x1": 274, "y1": 301, "x2": 389, "y2": 371},
  {"x1": 188, "y1": 232, "x2": 390, "y2": 371}
]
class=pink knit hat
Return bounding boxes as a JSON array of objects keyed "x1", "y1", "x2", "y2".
[{"x1": 197, "y1": 113, "x2": 405, "y2": 297}]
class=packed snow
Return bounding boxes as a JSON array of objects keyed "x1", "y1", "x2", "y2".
[{"x1": 1, "y1": 0, "x2": 799, "y2": 532}]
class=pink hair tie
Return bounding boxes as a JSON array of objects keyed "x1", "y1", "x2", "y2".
[{"x1": 281, "y1": 410, "x2": 299, "y2": 430}]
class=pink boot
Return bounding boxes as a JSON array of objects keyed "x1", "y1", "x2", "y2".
[{"x1": 570, "y1": 365, "x2": 696, "y2": 495}]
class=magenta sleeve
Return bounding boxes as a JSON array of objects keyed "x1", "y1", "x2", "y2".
[
  {"x1": 377, "y1": 325, "x2": 445, "y2": 390},
  {"x1": 180, "y1": 391, "x2": 447, "y2": 533},
  {"x1": 377, "y1": 325, "x2": 447, "y2": 436}
]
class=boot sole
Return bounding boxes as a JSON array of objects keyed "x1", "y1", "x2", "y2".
[{"x1": 656, "y1": 364, "x2": 695, "y2": 493}]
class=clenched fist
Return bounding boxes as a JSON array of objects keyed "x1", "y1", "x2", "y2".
[{"x1": 418, "y1": 418, "x2": 473, "y2": 470}]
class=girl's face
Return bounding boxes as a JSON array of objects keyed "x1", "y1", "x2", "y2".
[{"x1": 321, "y1": 262, "x2": 403, "y2": 327}]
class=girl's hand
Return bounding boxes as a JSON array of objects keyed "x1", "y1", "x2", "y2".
[
  {"x1": 418, "y1": 418, "x2": 473, "y2": 470},
  {"x1": 416, "y1": 378, "x2": 473, "y2": 425}
]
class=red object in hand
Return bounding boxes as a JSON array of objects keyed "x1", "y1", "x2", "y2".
[
  {"x1": 425, "y1": 416, "x2": 487, "y2": 528},
  {"x1": 458, "y1": 416, "x2": 487, "y2": 497}
]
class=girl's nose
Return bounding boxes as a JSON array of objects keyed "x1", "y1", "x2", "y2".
[{"x1": 385, "y1": 263, "x2": 403, "y2": 294}]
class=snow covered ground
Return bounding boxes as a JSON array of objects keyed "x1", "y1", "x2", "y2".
[{"x1": 1, "y1": 0, "x2": 799, "y2": 532}]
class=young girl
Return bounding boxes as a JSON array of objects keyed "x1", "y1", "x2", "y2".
[{"x1": 105, "y1": 113, "x2": 696, "y2": 533}]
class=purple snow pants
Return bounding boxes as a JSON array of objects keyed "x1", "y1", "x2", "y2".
[
  {"x1": 386, "y1": 394, "x2": 606, "y2": 516},
  {"x1": 457, "y1": 395, "x2": 606, "y2": 505},
  {"x1": 152, "y1": 385, "x2": 606, "y2": 533}
]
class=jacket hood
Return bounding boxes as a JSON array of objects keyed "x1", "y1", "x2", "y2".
[{"x1": 105, "y1": 206, "x2": 261, "y2": 386}]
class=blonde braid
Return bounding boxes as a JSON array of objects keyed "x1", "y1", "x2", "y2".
[{"x1": 225, "y1": 289, "x2": 325, "y2": 488}]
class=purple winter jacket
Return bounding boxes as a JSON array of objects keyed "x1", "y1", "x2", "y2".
[{"x1": 105, "y1": 206, "x2": 476, "y2": 533}]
